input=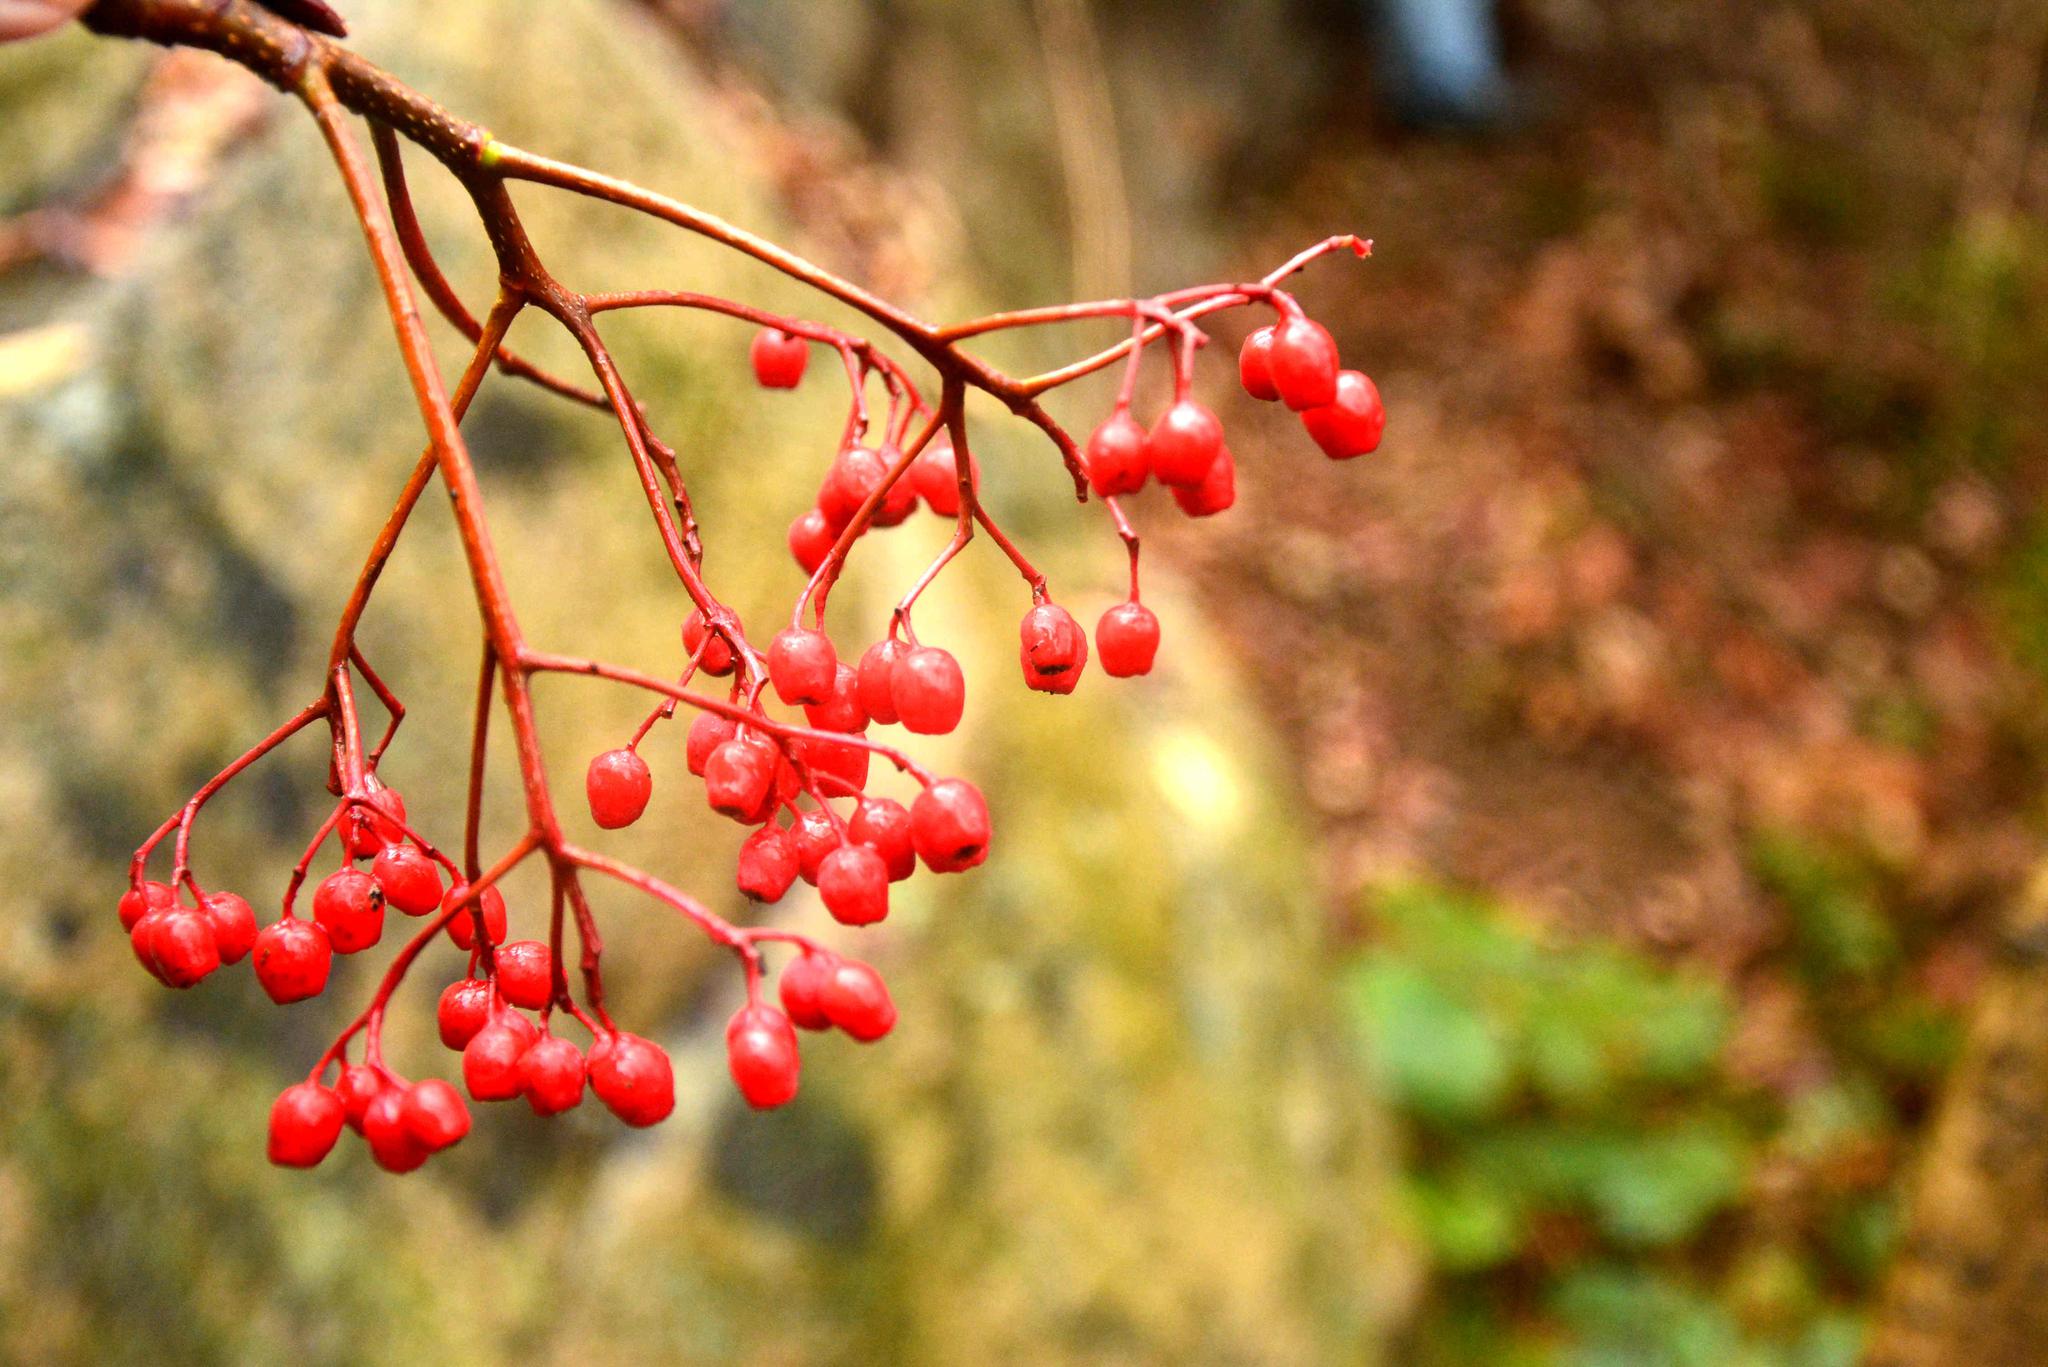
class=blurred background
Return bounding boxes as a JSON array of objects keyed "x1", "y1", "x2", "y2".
[{"x1": 2, "y1": 0, "x2": 2045, "y2": 1362}]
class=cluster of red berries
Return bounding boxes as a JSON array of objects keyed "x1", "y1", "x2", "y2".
[{"x1": 122, "y1": 243, "x2": 1382, "y2": 1174}]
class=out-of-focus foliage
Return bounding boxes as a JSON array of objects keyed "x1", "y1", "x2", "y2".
[{"x1": 1345, "y1": 876, "x2": 1956, "y2": 1365}]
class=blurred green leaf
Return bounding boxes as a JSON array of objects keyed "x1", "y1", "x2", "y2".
[
  {"x1": 1409, "y1": 1170, "x2": 1525, "y2": 1272},
  {"x1": 1348, "y1": 959, "x2": 1513, "y2": 1123},
  {"x1": 1748, "y1": 833, "x2": 1898, "y2": 982}
]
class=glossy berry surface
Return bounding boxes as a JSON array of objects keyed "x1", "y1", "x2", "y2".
[
  {"x1": 148, "y1": 910, "x2": 221, "y2": 988},
  {"x1": 463, "y1": 1018, "x2": 535, "y2": 1102},
  {"x1": 1238, "y1": 325, "x2": 1280, "y2": 401},
  {"x1": 1019, "y1": 602, "x2": 1088, "y2": 694},
  {"x1": 370, "y1": 844, "x2": 443, "y2": 916},
  {"x1": 911, "y1": 778, "x2": 991, "y2": 873},
  {"x1": 339, "y1": 786, "x2": 406, "y2": 860},
  {"x1": 1170, "y1": 445, "x2": 1236, "y2": 518},
  {"x1": 336, "y1": 1063, "x2": 384, "y2": 1131},
  {"x1": 705, "y1": 737, "x2": 777, "y2": 819},
  {"x1": 1084, "y1": 412, "x2": 1150, "y2": 497},
  {"x1": 749, "y1": 326, "x2": 808, "y2": 388},
  {"x1": 253, "y1": 918, "x2": 332, "y2": 1003},
  {"x1": 118, "y1": 879, "x2": 174, "y2": 932},
  {"x1": 891, "y1": 646, "x2": 966, "y2": 735},
  {"x1": 402, "y1": 1078, "x2": 472, "y2": 1151},
  {"x1": 519, "y1": 1036, "x2": 587, "y2": 1116},
  {"x1": 684, "y1": 712, "x2": 736, "y2": 777},
  {"x1": 437, "y1": 978, "x2": 492, "y2": 1050},
  {"x1": 1270, "y1": 316, "x2": 1340, "y2": 410},
  {"x1": 312, "y1": 868, "x2": 384, "y2": 954},
  {"x1": 788, "y1": 507, "x2": 835, "y2": 573},
  {"x1": 848, "y1": 796, "x2": 916, "y2": 881},
  {"x1": 201, "y1": 891, "x2": 258, "y2": 965},
  {"x1": 726, "y1": 1005, "x2": 801, "y2": 1109},
  {"x1": 1096, "y1": 601, "x2": 1161, "y2": 678},
  {"x1": 495, "y1": 939, "x2": 554, "y2": 1011},
  {"x1": 818, "y1": 843, "x2": 890, "y2": 925},
  {"x1": 779, "y1": 951, "x2": 836, "y2": 1031},
  {"x1": 910, "y1": 440, "x2": 965, "y2": 514},
  {"x1": 768, "y1": 626, "x2": 838, "y2": 706},
  {"x1": 736, "y1": 824, "x2": 801, "y2": 902},
  {"x1": 585, "y1": 748, "x2": 653, "y2": 829},
  {"x1": 856, "y1": 639, "x2": 906, "y2": 724},
  {"x1": 821, "y1": 958, "x2": 897, "y2": 1042},
  {"x1": 589, "y1": 1032, "x2": 675, "y2": 1127},
  {"x1": 1301, "y1": 369, "x2": 1386, "y2": 459},
  {"x1": 267, "y1": 1083, "x2": 345, "y2": 1168},
  {"x1": 362, "y1": 1088, "x2": 429, "y2": 1173},
  {"x1": 681, "y1": 609, "x2": 737, "y2": 676},
  {"x1": 803, "y1": 664, "x2": 868, "y2": 734},
  {"x1": 1148, "y1": 400, "x2": 1224, "y2": 487},
  {"x1": 444, "y1": 883, "x2": 507, "y2": 951}
]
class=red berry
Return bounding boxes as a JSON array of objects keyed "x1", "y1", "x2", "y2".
[
  {"x1": 336, "y1": 1063, "x2": 384, "y2": 1132},
  {"x1": 705, "y1": 736, "x2": 778, "y2": 820},
  {"x1": 201, "y1": 891, "x2": 258, "y2": 965},
  {"x1": 495, "y1": 939, "x2": 554, "y2": 1011},
  {"x1": 147, "y1": 910, "x2": 219, "y2": 988},
  {"x1": 313, "y1": 867, "x2": 384, "y2": 955},
  {"x1": 370, "y1": 844, "x2": 444, "y2": 916},
  {"x1": 444, "y1": 883, "x2": 508, "y2": 950},
  {"x1": 682, "y1": 609, "x2": 738, "y2": 676},
  {"x1": 737, "y1": 824, "x2": 800, "y2": 902},
  {"x1": 1239, "y1": 325, "x2": 1281, "y2": 401},
  {"x1": 401, "y1": 1078, "x2": 471, "y2": 1152},
  {"x1": 267, "y1": 1082, "x2": 345, "y2": 1168},
  {"x1": 463, "y1": 1018, "x2": 535, "y2": 1102},
  {"x1": 793, "y1": 734, "x2": 870, "y2": 798},
  {"x1": 730, "y1": 748, "x2": 799, "y2": 826},
  {"x1": 1148, "y1": 400, "x2": 1224, "y2": 487},
  {"x1": 910, "y1": 440, "x2": 968, "y2": 515},
  {"x1": 1301, "y1": 370, "x2": 1385, "y2": 459},
  {"x1": 821, "y1": 958, "x2": 897, "y2": 1042},
  {"x1": 1019, "y1": 602, "x2": 1088, "y2": 694},
  {"x1": 778, "y1": 950, "x2": 836, "y2": 1030},
  {"x1": 519, "y1": 1035, "x2": 587, "y2": 1116},
  {"x1": 362, "y1": 1087, "x2": 430, "y2": 1173},
  {"x1": 750, "y1": 326, "x2": 808, "y2": 388},
  {"x1": 819, "y1": 844, "x2": 890, "y2": 925},
  {"x1": 868, "y1": 447, "x2": 920, "y2": 528},
  {"x1": 585, "y1": 747, "x2": 653, "y2": 830},
  {"x1": 726, "y1": 1005, "x2": 801, "y2": 1109},
  {"x1": 818, "y1": 445, "x2": 888, "y2": 530},
  {"x1": 130, "y1": 912, "x2": 168, "y2": 982},
  {"x1": 803, "y1": 663, "x2": 868, "y2": 733},
  {"x1": 1270, "y1": 316, "x2": 1340, "y2": 410},
  {"x1": 118, "y1": 879, "x2": 174, "y2": 931},
  {"x1": 911, "y1": 778, "x2": 990, "y2": 873},
  {"x1": 891, "y1": 645, "x2": 965, "y2": 735},
  {"x1": 1170, "y1": 444, "x2": 1236, "y2": 517},
  {"x1": 340, "y1": 786, "x2": 407, "y2": 859},
  {"x1": 685, "y1": 712, "x2": 737, "y2": 776},
  {"x1": 856, "y1": 639, "x2": 906, "y2": 724},
  {"x1": 437, "y1": 978, "x2": 492, "y2": 1050},
  {"x1": 1084, "y1": 412, "x2": 1150, "y2": 497},
  {"x1": 1096, "y1": 601, "x2": 1161, "y2": 677},
  {"x1": 791, "y1": 807, "x2": 841, "y2": 885},
  {"x1": 254, "y1": 918, "x2": 332, "y2": 1003},
  {"x1": 789, "y1": 507, "x2": 836, "y2": 574},
  {"x1": 768, "y1": 627, "x2": 839, "y2": 706},
  {"x1": 589, "y1": 1032, "x2": 675, "y2": 1127},
  {"x1": 849, "y1": 796, "x2": 916, "y2": 881}
]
